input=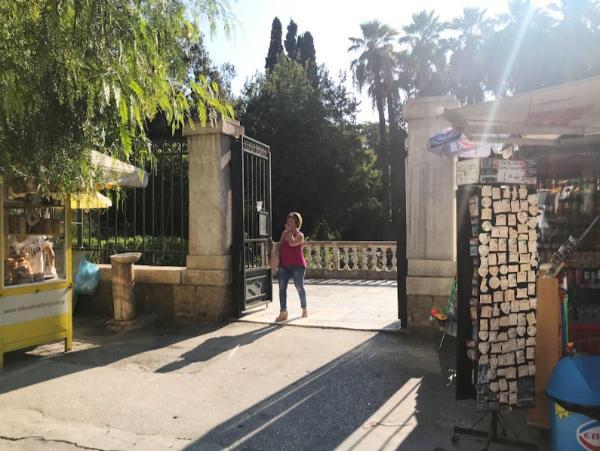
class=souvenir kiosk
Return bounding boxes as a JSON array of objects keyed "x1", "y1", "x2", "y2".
[
  {"x1": 0, "y1": 178, "x2": 72, "y2": 368},
  {"x1": 428, "y1": 77, "x2": 600, "y2": 448}
]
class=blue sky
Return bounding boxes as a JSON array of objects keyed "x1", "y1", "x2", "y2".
[{"x1": 206, "y1": 0, "x2": 550, "y2": 122}]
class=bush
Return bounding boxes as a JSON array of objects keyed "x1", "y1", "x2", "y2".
[{"x1": 77, "y1": 235, "x2": 188, "y2": 266}]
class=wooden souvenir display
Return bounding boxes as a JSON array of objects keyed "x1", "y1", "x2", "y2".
[
  {"x1": 456, "y1": 183, "x2": 538, "y2": 412},
  {"x1": 526, "y1": 277, "x2": 561, "y2": 428}
]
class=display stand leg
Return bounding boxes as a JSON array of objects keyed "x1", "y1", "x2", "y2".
[
  {"x1": 452, "y1": 411, "x2": 537, "y2": 450},
  {"x1": 438, "y1": 330, "x2": 446, "y2": 350},
  {"x1": 64, "y1": 337, "x2": 72, "y2": 353}
]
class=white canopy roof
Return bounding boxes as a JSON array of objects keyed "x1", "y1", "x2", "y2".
[
  {"x1": 91, "y1": 151, "x2": 148, "y2": 188},
  {"x1": 443, "y1": 77, "x2": 600, "y2": 147}
]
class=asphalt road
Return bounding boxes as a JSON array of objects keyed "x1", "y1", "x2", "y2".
[{"x1": 0, "y1": 318, "x2": 546, "y2": 450}]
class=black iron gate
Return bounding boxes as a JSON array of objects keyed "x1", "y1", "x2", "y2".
[
  {"x1": 74, "y1": 138, "x2": 188, "y2": 266},
  {"x1": 231, "y1": 136, "x2": 273, "y2": 314}
]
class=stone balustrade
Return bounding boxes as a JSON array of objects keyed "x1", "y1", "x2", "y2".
[{"x1": 302, "y1": 241, "x2": 398, "y2": 280}]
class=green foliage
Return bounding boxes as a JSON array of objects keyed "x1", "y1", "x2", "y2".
[
  {"x1": 184, "y1": 38, "x2": 237, "y2": 103},
  {"x1": 448, "y1": 7, "x2": 495, "y2": 104},
  {"x1": 284, "y1": 20, "x2": 299, "y2": 60},
  {"x1": 0, "y1": 0, "x2": 233, "y2": 193},
  {"x1": 348, "y1": 21, "x2": 398, "y2": 238},
  {"x1": 398, "y1": 2, "x2": 600, "y2": 101},
  {"x1": 240, "y1": 55, "x2": 383, "y2": 240},
  {"x1": 265, "y1": 17, "x2": 284, "y2": 71},
  {"x1": 267, "y1": 17, "x2": 317, "y2": 83},
  {"x1": 297, "y1": 32, "x2": 317, "y2": 66},
  {"x1": 482, "y1": 0, "x2": 600, "y2": 96},
  {"x1": 80, "y1": 235, "x2": 188, "y2": 266},
  {"x1": 398, "y1": 10, "x2": 451, "y2": 97},
  {"x1": 347, "y1": 3, "x2": 600, "y2": 240}
]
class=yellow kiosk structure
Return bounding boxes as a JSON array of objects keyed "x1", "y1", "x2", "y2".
[
  {"x1": 0, "y1": 152, "x2": 147, "y2": 368},
  {"x1": 0, "y1": 180, "x2": 73, "y2": 368}
]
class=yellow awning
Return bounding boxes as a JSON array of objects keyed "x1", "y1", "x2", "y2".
[{"x1": 70, "y1": 192, "x2": 112, "y2": 209}]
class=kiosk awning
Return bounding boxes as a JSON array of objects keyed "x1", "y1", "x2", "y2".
[
  {"x1": 91, "y1": 151, "x2": 149, "y2": 189},
  {"x1": 71, "y1": 192, "x2": 112, "y2": 210},
  {"x1": 443, "y1": 77, "x2": 600, "y2": 147}
]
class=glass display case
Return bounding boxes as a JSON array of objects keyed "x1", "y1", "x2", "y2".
[
  {"x1": 3, "y1": 185, "x2": 67, "y2": 287},
  {"x1": 0, "y1": 179, "x2": 72, "y2": 368},
  {"x1": 538, "y1": 169, "x2": 600, "y2": 355}
]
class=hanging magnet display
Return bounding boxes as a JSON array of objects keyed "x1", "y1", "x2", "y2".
[{"x1": 456, "y1": 179, "x2": 539, "y2": 412}]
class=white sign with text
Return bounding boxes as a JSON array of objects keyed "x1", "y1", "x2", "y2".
[
  {"x1": 456, "y1": 159, "x2": 480, "y2": 185},
  {"x1": 1, "y1": 288, "x2": 69, "y2": 326}
]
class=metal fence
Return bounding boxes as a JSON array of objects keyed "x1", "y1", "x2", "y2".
[{"x1": 73, "y1": 138, "x2": 189, "y2": 266}]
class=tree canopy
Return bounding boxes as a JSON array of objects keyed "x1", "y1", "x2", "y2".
[
  {"x1": 348, "y1": 21, "x2": 398, "y2": 238},
  {"x1": 284, "y1": 20, "x2": 299, "y2": 60},
  {"x1": 0, "y1": 0, "x2": 233, "y2": 193},
  {"x1": 241, "y1": 25, "x2": 384, "y2": 239},
  {"x1": 343, "y1": 2, "x2": 600, "y2": 240},
  {"x1": 265, "y1": 17, "x2": 284, "y2": 71}
]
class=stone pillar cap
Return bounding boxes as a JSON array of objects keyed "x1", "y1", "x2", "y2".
[
  {"x1": 403, "y1": 95, "x2": 460, "y2": 121},
  {"x1": 183, "y1": 117, "x2": 245, "y2": 138}
]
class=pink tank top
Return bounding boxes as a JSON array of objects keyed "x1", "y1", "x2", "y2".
[{"x1": 279, "y1": 235, "x2": 307, "y2": 268}]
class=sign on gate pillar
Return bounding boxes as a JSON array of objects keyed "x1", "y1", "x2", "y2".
[{"x1": 179, "y1": 118, "x2": 244, "y2": 321}]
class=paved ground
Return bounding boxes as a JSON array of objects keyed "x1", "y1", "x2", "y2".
[
  {"x1": 241, "y1": 280, "x2": 402, "y2": 332},
  {"x1": 0, "y1": 317, "x2": 547, "y2": 451}
]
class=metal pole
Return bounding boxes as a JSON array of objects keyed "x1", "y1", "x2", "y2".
[
  {"x1": 76, "y1": 209, "x2": 83, "y2": 248},
  {"x1": 391, "y1": 127, "x2": 408, "y2": 329}
]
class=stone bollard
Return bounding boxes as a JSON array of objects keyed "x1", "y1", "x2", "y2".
[{"x1": 110, "y1": 252, "x2": 142, "y2": 322}]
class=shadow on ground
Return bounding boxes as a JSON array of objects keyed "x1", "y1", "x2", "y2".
[
  {"x1": 155, "y1": 324, "x2": 279, "y2": 373},
  {"x1": 0, "y1": 316, "x2": 546, "y2": 451},
  {"x1": 0, "y1": 317, "x2": 279, "y2": 395},
  {"x1": 187, "y1": 332, "x2": 543, "y2": 451}
]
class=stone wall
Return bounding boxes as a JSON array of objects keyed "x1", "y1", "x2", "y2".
[
  {"x1": 79, "y1": 262, "x2": 452, "y2": 327},
  {"x1": 77, "y1": 265, "x2": 229, "y2": 323}
]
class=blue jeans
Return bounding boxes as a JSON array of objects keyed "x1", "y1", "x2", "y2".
[{"x1": 278, "y1": 265, "x2": 307, "y2": 311}]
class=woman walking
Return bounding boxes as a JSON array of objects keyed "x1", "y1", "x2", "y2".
[{"x1": 275, "y1": 212, "x2": 308, "y2": 322}]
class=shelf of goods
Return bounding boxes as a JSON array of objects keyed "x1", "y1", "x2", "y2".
[
  {"x1": 0, "y1": 182, "x2": 73, "y2": 368},
  {"x1": 538, "y1": 174, "x2": 600, "y2": 357}
]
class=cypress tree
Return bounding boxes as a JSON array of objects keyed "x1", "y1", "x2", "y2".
[
  {"x1": 265, "y1": 17, "x2": 284, "y2": 71},
  {"x1": 296, "y1": 34, "x2": 304, "y2": 60},
  {"x1": 297, "y1": 31, "x2": 316, "y2": 65},
  {"x1": 284, "y1": 19, "x2": 298, "y2": 59}
]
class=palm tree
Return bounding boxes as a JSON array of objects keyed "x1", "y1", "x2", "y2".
[
  {"x1": 449, "y1": 7, "x2": 495, "y2": 104},
  {"x1": 484, "y1": 0, "x2": 554, "y2": 95},
  {"x1": 547, "y1": 0, "x2": 600, "y2": 85},
  {"x1": 349, "y1": 21, "x2": 397, "y2": 154},
  {"x1": 399, "y1": 10, "x2": 450, "y2": 96},
  {"x1": 349, "y1": 21, "x2": 397, "y2": 238}
]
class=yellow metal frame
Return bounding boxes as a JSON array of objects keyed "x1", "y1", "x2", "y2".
[{"x1": 0, "y1": 181, "x2": 73, "y2": 368}]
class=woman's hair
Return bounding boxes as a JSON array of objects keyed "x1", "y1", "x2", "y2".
[{"x1": 287, "y1": 212, "x2": 303, "y2": 229}]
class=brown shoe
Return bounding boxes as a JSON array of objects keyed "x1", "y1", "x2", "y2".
[
  {"x1": 275, "y1": 311, "x2": 288, "y2": 322},
  {"x1": 302, "y1": 308, "x2": 308, "y2": 318}
]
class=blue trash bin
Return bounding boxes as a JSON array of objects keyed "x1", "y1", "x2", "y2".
[{"x1": 546, "y1": 356, "x2": 600, "y2": 451}]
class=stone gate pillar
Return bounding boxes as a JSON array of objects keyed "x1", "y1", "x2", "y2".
[
  {"x1": 403, "y1": 96, "x2": 459, "y2": 326},
  {"x1": 177, "y1": 118, "x2": 244, "y2": 321}
]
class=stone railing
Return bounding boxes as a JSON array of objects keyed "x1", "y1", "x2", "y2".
[{"x1": 303, "y1": 241, "x2": 397, "y2": 280}]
